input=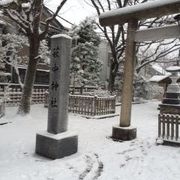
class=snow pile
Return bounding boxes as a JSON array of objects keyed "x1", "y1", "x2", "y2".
[
  {"x1": 21, "y1": 2, "x2": 30, "y2": 9},
  {"x1": 0, "y1": 101, "x2": 180, "y2": 180}
]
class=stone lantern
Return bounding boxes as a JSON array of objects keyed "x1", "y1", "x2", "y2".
[
  {"x1": 159, "y1": 66, "x2": 180, "y2": 114},
  {"x1": 158, "y1": 66, "x2": 180, "y2": 145}
]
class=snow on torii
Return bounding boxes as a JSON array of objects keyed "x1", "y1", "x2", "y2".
[
  {"x1": 99, "y1": 0, "x2": 180, "y2": 141},
  {"x1": 99, "y1": 0, "x2": 180, "y2": 26}
]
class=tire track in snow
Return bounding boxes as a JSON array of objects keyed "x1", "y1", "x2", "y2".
[
  {"x1": 78, "y1": 153, "x2": 104, "y2": 180},
  {"x1": 79, "y1": 155, "x2": 94, "y2": 180},
  {"x1": 92, "y1": 153, "x2": 104, "y2": 180},
  {"x1": 117, "y1": 140, "x2": 152, "y2": 179}
]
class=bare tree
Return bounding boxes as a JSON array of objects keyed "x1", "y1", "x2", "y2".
[
  {"x1": 136, "y1": 15, "x2": 180, "y2": 73},
  {"x1": 89, "y1": 0, "x2": 180, "y2": 91},
  {"x1": 89, "y1": 0, "x2": 149, "y2": 92},
  {"x1": 0, "y1": 0, "x2": 68, "y2": 114}
]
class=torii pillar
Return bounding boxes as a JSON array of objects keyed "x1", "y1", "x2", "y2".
[
  {"x1": 99, "y1": 0, "x2": 180, "y2": 141},
  {"x1": 113, "y1": 19, "x2": 138, "y2": 140}
]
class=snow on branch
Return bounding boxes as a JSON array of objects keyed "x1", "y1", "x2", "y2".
[
  {"x1": 5, "y1": 9, "x2": 29, "y2": 33},
  {"x1": 0, "y1": 0, "x2": 14, "y2": 6}
]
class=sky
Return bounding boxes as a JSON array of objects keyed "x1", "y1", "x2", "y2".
[{"x1": 45, "y1": 0, "x2": 97, "y2": 28}]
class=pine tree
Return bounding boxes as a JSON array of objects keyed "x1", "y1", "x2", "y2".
[{"x1": 70, "y1": 18, "x2": 102, "y2": 87}]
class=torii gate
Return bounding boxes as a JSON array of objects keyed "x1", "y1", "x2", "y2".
[{"x1": 99, "y1": 0, "x2": 180, "y2": 140}]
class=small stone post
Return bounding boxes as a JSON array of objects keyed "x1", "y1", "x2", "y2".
[
  {"x1": 35, "y1": 34, "x2": 78, "y2": 159},
  {"x1": 112, "y1": 20, "x2": 137, "y2": 141}
]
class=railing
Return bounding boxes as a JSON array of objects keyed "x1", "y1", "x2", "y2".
[
  {"x1": 68, "y1": 95, "x2": 116, "y2": 116},
  {"x1": 158, "y1": 113, "x2": 180, "y2": 142}
]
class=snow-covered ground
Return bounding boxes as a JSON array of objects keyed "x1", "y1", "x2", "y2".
[{"x1": 0, "y1": 100, "x2": 180, "y2": 180}]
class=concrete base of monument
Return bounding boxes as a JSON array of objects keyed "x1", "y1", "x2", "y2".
[
  {"x1": 112, "y1": 125, "x2": 137, "y2": 141},
  {"x1": 35, "y1": 131, "x2": 78, "y2": 159}
]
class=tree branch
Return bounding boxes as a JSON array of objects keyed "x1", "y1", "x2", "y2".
[{"x1": 40, "y1": 0, "x2": 67, "y2": 40}]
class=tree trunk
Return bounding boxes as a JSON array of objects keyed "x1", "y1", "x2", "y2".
[
  {"x1": 108, "y1": 69, "x2": 116, "y2": 93},
  {"x1": 108, "y1": 57, "x2": 119, "y2": 93},
  {"x1": 18, "y1": 37, "x2": 40, "y2": 114}
]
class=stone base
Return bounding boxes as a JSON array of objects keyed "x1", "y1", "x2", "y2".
[
  {"x1": 35, "y1": 131, "x2": 78, "y2": 159},
  {"x1": 112, "y1": 126, "x2": 137, "y2": 141}
]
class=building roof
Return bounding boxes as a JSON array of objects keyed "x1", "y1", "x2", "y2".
[{"x1": 148, "y1": 75, "x2": 170, "y2": 82}]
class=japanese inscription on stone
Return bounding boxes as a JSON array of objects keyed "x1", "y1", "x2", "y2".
[
  {"x1": 50, "y1": 46, "x2": 60, "y2": 108},
  {"x1": 47, "y1": 34, "x2": 72, "y2": 134}
]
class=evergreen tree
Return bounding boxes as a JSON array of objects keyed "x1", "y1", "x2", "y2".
[{"x1": 70, "y1": 18, "x2": 102, "y2": 87}]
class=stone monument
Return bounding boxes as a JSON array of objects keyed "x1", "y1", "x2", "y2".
[{"x1": 35, "y1": 34, "x2": 78, "y2": 159}]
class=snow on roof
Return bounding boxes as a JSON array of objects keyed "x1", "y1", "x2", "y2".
[
  {"x1": 148, "y1": 75, "x2": 170, "y2": 82},
  {"x1": 151, "y1": 63, "x2": 170, "y2": 75},
  {"x1": 51, "y1": 34, "x2": 71, "y2": 39},
  {"x1": 0, "y1": 0, "x2": 14, "y2": 5}
]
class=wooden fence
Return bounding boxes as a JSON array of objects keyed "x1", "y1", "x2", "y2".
[
  {"x1": 0, "y1": 83, "x2": 48, "y2": 106},
  {"x1": 68, "y1": 95, "x2": 116, "y2": 116},
  {"x1": 0, "y1": 83, "x2": 116, "y2": 117},
  {"x1": 158, "y1": 113, "x2": 180, "y2": 142},
  {"x1": 45, "y1": 94, "x2": 116, "y2": 116}
]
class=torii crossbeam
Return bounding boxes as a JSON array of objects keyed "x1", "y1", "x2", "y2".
[{"x1": 99, "y1": 0, "x2": 180, "y2": 140}]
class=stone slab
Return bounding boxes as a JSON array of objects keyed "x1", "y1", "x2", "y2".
[
  {"x1": 112, "y1": 125, "x2": 137, "y2": 141},
  {"x1": 159, "y1": 104, "x2": 180, "y2": 114},
  {"x1": 156, "y1": 138, "x2": 180, "y2": 147},
  {"x1": 35, "y1": 131, "x2": 78, "y2": 159}
]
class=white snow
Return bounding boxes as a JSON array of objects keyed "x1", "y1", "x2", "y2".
[
  {"x1": 148, "y1": 75, "x2": 169, "y2": 82},
  {"x1": 100, "y1": 0, "x2": 180, "y2": 20},
  {"x1": 0, "y1": 0, "x2": 14, "y2": 5},
  {"x1": 21, "y1": 2, "x2": 30, "y2": 9},
  {"x1": 0, "y1": 19, "x2": 6, "y2": 25},
  {"x1": 151, "y1": 63, "x2": 170, "y2": 75},
  {"x1": 166, "y1": 66, "x2": 180, "y2": 72},
  {"x1": 51, "y1": 34, "x2": 72, "y2": 40},
  {"x1": 0, "y1": 100, "x2": 180, "y2": 180}
]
